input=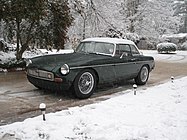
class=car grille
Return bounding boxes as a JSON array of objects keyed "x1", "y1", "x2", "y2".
[{"x1": 27, "y1": 69, "x2": 54, "y2": 81}]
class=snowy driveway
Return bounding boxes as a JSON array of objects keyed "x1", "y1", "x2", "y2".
[
  {"x1": 0, "y1": 51, "x2": 187, "y2": 126},
  {"x1": 0, "y1": 62, "x2": 187, "y2": 140},
  {"x1": 142, "y1": 50, "x2": 187, "y2": 63}
]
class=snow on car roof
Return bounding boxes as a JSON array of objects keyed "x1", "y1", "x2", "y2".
[{"x1": 82, "y1": 37, "x2": 135, "y2": 45}]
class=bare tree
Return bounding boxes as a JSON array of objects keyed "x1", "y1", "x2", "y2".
[{"x1": 174, "y1": 0, "x2": 187, "y2": 32}]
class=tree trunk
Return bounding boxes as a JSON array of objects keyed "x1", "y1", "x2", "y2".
[
  {"x1": 17, "y1": 44, "x2": 28, "y2": 60},
  {"x1": 83, "y1": 20, "x2": 86, "y2": 39},
  {"x1": 16, "y1": 18, "x2": 21, "y2": 60},
  {"x1": 81, "y1": 13, "x2": 86, "y2": 40},
  {"x1": 184, "y1": 14, "x2": 187, "y2": 33},
  {"x1": 16, "y1": 21, "x2": 35, "y2": 60},
  {"x1": 129, "y1": 19, "x2": 135, "y2": 33}
]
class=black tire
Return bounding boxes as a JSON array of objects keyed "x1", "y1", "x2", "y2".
[
  {"x1": 73, "y1": 69, "x2": 97, "y2": 99},
  {"x1": 135, "y1": 66, "x2": 149, "y2": 85},
  {"x1": 33, "y1": 84, "x2": 42, "y2": 90}
]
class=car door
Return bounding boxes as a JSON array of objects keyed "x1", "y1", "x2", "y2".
[{"x1": 113, "y1": 44, "x2": 139, "y2": 80}]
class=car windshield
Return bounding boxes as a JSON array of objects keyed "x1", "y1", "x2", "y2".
[{"x1": 76, "y1": 41, "x2": 115, "y2": 56}]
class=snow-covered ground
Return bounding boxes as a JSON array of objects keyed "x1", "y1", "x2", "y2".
[
  {"x1": 0, "y1": 49, "x2": 187, "y2": 139},
  {"x1": 142, "y1": 50, "x2": 187, "y2": 63},
  {"x1": 0, "y1": 76, "x2": 187, "y2": 140},
  {"x1": 0, "y1": 49, "x2": 74, "y2": 64}
]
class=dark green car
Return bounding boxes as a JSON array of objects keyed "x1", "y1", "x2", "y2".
[{"x1": 26, "y1": 37, "x2": 155, "y2": 99}]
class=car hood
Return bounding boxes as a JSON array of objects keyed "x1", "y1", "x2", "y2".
[{"x1": 28, "y1": 52, "x2": 112, "y2": 71}]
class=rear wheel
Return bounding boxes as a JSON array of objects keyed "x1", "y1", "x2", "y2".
[
  {"x1": 135, "y1": 66, "x2": 149, "y2": 85},
  {"x1": 73, "y1": 69, "x2": 97, "y2": 99}
]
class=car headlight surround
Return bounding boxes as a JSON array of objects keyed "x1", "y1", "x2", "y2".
[
  {"x1": 60, "y1": 64, "x2": 70, "y2": 75},
  {"x1": 26, "y1": 59, "x2": 32, "y2": 67}
]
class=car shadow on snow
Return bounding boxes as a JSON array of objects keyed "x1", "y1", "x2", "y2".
[{"x1": 38, "y1": 79, "x2": 136, "y2": 100}]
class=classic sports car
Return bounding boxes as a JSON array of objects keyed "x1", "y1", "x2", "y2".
[{"x1": 26, "y1": 37, "x2": 155, "y2": 99}]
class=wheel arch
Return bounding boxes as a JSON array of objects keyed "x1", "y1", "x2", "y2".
[
  {"x1": 82, "y1": 68, "x2": 99, "y2": 85},
  {"x1": 89, "y1": 68, "x2": 99, "y2": 84},
  {"x1": 142, "y1": 64, "x2": 150, "y2": 72},
  {"x1": 72, "y1": 68, "x2": 99, "y2": 85}
]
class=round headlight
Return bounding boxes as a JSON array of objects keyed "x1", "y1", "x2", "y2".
[{"x1": 60, "y1": 64, "x2": 69, "y2": 75}]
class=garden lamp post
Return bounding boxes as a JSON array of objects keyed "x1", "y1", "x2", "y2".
[
  {"x1": 171, "y1": 76, "x2": 174, "y2": 83},
  {"x1": 133, "y1": 84, "x2": 137, "y2": 95},
  {"x1": 39, "y1": 103, "x2": 46, "y2": 121}
]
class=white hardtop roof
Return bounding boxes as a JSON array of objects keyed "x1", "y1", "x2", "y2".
[{"x1": 82, "y1": 37, "x2": 135, "y2": 45}]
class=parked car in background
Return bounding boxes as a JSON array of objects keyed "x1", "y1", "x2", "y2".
[{"x1": 26, "y1": 37, "x2": 155, "y2": 99}]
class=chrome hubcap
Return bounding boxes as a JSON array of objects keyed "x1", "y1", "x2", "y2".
[
  {"x1": 78, "y1": 72, "x2": 94, "y2": 95},
  {"x1": 140, "y1": 67, "x2": 148, "y2": 83}
]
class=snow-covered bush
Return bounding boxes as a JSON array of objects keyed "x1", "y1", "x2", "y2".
[
  {"x1": 137, "y1": 37, "x2": 156, "y2": 50},
  {"x1": 157, "y1": 42, "x2": 177, "y2": 53},
  {"x1": 125, "y1": 33, "x2": 140, "y2": 44},
  {"x1": 0, "y1": 58, "x2": 26, "y2": 69},
  {"x1": 181, "y1": 42, "x2": 187, "y2": 50},
  {"x1": 0, "y1": 38, "x2": 16, "y2": 52}
]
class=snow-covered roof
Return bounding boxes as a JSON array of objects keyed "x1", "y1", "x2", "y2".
[
  {"x1": 162, "y1": 33, "x2": 187, "y2": 39},
  {"x1": 82, "y1": 37, "x2": 135, "y2": 45}
]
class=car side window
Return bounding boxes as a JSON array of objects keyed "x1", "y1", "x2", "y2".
[
  {"x1": 115, "y1": 44, "x2": 131, "y2": 57},
  {"x1": 130, "y1": 44, "x2": 140, "y2": 55},
  {"x1": 95, "y1": 42, "x2": 114, "y2": 55}
]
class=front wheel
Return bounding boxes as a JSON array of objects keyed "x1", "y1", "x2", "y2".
[
  {"x1": 135, "y1": 66, "x2": 149, "y2": 85},
  {"x1": 73, "y1": 69, "x2": 97, "y2": 99}
]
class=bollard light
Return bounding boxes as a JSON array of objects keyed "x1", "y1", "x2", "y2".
[
  {"x1": 171, "y1": 76, "x2": 174, "y2": 83},
  {"x1": 39, "y1": 103, "x2": 46, "y2": 121},
  {"x1": 133, "y1": 84, "x2": 137, "y2": 95}
]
